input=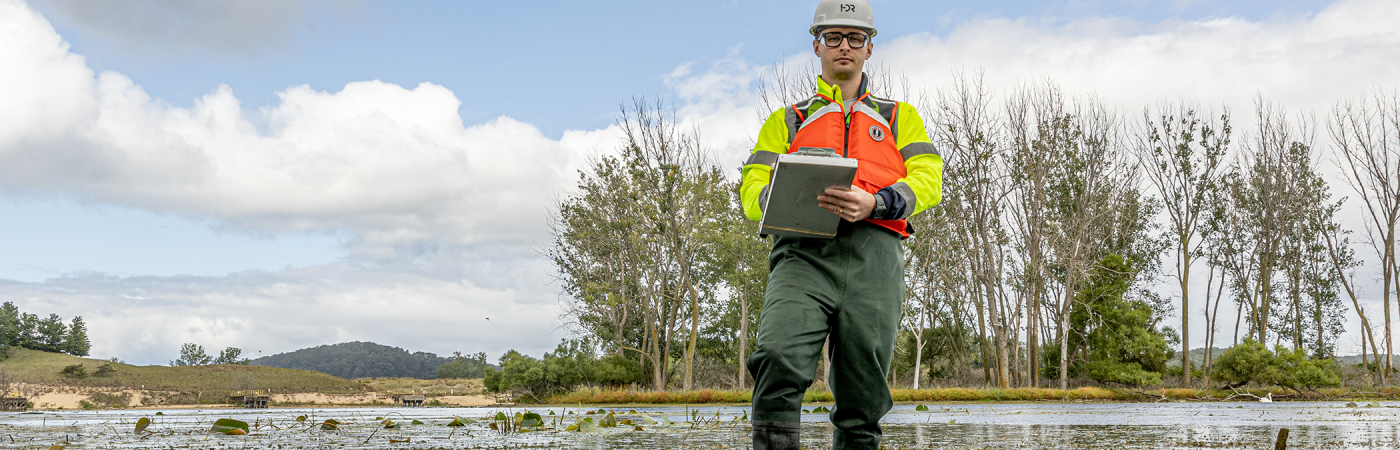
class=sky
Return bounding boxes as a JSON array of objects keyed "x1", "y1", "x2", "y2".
[{"x1": 1, "y1": 0, "x2": 1396, "y2": 366}]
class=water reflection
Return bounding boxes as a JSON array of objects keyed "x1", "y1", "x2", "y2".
[{"x1": 0, "y1": 401, "x2": 1395, "y2": 449}]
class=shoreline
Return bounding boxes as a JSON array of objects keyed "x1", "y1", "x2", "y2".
[{"x1": 12, "y1": 384, "x2": 1397, "y2": 411}]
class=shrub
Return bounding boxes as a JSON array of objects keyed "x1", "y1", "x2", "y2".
[
  {"x1": 1211, "y1": 339, "x2": 1341, "y2": 392},
  {"x1": 93, "y1": 363, "x2": 117, "y2": 377},
  {"x1": 60, "y1": 363, "x2": 87, "y2": 378}
]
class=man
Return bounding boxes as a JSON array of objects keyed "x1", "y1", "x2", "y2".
[{"x1": 739, "y1": 1, "x2": 943, "y2": 449}]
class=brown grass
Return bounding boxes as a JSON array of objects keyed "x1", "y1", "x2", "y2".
[{"x1": 545, "y1": 384, "x2": 1400, "y2": 405}]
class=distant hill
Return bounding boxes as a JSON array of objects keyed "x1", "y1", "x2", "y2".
[
  {"x1": 0, "y1": 347, "x2": 365, "y2": 404},
  {"x1": 251, "y1": 341, "x2": 450, "y2": 379}
]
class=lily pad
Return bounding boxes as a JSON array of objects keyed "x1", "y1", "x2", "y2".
[
  {"x1": 640, "y1": 413, "x2": 658, "y2": 425},
  {"x1": 134, "y1": 417, "x2": 151, "y2": 434},
  {"x1": 389, "y1": 437, "x2": 411, "y2": 443},
  {"x1": 564, "y1": 424, "x2": 578, "y2": 431},
  {"x1": 447, "y1": 417, "x2": 473, "y2": 427},
  {"x1": 634, "y1": 425, "x2": 645, "y2": 431},
  {"x1": 296, "y1": 415, "x2": 307, "y2": 422},
  {"x1": 598, "y1": 412, "x2": 618, "y2": 427},
  {"x1": 382, "y1": 419, "x2": 398, "y2": 429},
  {"x1": 915, "y1": 404, "x2": 930, "y2": 411},
  {"x1": 577, "y1": 419, "x2": 602, "y2": 433},
  {"x1": 410, "y1": 419, "x2": 424, "y2": 425},
  {"x1": 494, "y1": 412, "x2": 508, "y2": 421},
  {"x1": 210, "y1": 418, "x2": 249, "y2": 435},
  {"x1": 320, "y1": 419, "x2": 340, "y2": 431},
  {"x1": 520, "y1": 412, "x2": 544, "y2": 427}
]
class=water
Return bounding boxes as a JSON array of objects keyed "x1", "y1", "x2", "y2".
[{"x1": 1, "y1": 402, "x2": 1397, "y2": 449}]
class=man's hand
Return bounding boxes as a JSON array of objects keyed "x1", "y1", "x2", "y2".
[{"x1": 818, "y1": 185, "x2": 875, "y2": 222}]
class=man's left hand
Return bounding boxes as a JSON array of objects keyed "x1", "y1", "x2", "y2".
[{"x1": 818, "y1": 185, "x2": 875, "y2": 222}]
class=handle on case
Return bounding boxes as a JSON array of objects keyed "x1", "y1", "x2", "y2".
[{"x1": 794, "y1": 147, "x2": 837, "y2": 157}]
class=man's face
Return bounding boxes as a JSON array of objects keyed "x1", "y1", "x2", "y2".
[{"x1": 812, "y1": 26, "x2": 872, "y2": 82}]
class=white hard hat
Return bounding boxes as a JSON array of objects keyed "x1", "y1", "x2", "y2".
[{"x1": 809, "y1": 0, "x2": 876, "y2": 37}]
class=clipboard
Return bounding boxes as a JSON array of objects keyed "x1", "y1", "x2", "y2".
[{"x1": 758, "y1": 147, "x2": 859, "y2": 238}]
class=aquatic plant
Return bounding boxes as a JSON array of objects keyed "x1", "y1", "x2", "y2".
[{"x1": 210, "y1": 418, "x2": 249, "y2": 435}]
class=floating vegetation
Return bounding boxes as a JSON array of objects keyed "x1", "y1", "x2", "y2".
[
  {"x1": 134, "y1": 417, "x2": 152, "y2": 434},
  {"x1": 2, "y1": 402, "x2": 1398, "y2": 449},
  {"x1": 210, "y1": 418, "x2": 249, "y2": 435}
]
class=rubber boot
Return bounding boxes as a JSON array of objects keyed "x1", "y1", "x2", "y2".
[{"x1": 752, "y1": 421, "x2": 801, "y2": 450}]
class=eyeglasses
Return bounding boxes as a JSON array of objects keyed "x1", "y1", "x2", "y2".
[{"x1": 817, "y1": 31, "x2": 869, "y2": 49}]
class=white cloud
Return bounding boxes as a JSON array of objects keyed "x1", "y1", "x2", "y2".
[
  {"x1": 28, "y1": 0, "x2": 340, "y2": 59},
  {"x1": 0, "y1": 0, "x2": 613, "y2": 363},
  {"x1": 871, "y1": 0, "x2": 1400, "y2": 116},
  {"x1": 0, "y1": 263, "x2": 565, "y2": 364}
]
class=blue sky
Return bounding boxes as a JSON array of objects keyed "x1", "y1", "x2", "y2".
[{"x1": 1, "y1": 0, "x2": 1393, "y2": 365}]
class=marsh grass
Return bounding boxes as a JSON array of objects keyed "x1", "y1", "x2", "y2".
[{"x1": 547, "y1": 385, "x2": 1400, "y2": 405}]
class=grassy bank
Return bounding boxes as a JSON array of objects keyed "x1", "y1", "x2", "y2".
[
  {"x1": 1, "y1": 347, "x2": 366, "y2": 404},
  {"x1": 547, "y1": 385, "x2": 1400, "y2": 405}
]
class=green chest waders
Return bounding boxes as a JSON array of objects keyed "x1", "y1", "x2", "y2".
[{"x1": 748, "y1": 221, "x2": 905, "y2": 450}]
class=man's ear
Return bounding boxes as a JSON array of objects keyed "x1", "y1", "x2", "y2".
[{"x1": 812, "y1": 40, "x2": 820, "y2": 56}]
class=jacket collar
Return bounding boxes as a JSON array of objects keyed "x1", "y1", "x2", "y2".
[{"x1": 816, "y1": 73, "x2": 869, "y2": 104}]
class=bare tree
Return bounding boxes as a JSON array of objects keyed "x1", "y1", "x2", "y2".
[
  {"x1": 928, "y1": 72, "x2": 1013, "y2": 388},
  {"x1": 1330, "y1": 88, "x2": 1400, "y2": 384}
]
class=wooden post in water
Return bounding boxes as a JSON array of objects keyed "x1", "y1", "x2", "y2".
[{"x1": 1274, "y1": 428, "x2": 1289, "y2": 450}]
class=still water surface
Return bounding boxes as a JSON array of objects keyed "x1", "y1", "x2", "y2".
[{"x1": 1, "y1": 401, "x2": 1397, "y2": 449}]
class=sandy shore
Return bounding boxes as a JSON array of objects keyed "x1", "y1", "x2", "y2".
[{"x1": 12, "y1": 383, "x2": 496, "y2": 410}]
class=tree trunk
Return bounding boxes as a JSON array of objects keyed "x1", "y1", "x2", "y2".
[
  {"x1": 1386, "y1": 241, "x2": 1394, "y2": 385},
  {"x1": 1180, "y1": 241, "x2": 1192, "y2": 385},
  {"x1": 738, "y1": 290, "x2": 748, "y2": 390},
  {"x1": 913, "y1": 326, "x2": 924, "y2": 390},
  {"x1": 685, "y1": 284, "x2": 698, "y2": 390},
  {"x1": 1059, "y1": 281, "x2": 1073, "y2": 390}
]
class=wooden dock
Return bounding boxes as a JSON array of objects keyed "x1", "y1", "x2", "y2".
[
  {"x1": 393, "y1": 394, "x2": 425, "y2": 407},
  {"x1": 1, "y1": 397, "x2": 28, "y2": 411},
  {"x1": 229, "y1": 395, "x2": 269, "y2": 408}
]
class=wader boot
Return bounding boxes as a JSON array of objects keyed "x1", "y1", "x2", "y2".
[
  {"x1": 752, "y1": 421, "x2": 801, "y2": 450},
  {"x1": 747, "y1": 221, "x2": 904, "y2": 450}
]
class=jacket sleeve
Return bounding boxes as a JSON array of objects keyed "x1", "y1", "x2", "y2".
[
  {"x1": 888, "y1": 102, "x2": 943, "y2": 218},
  {"x1": 740, "y1": 108, "x2": 791, "y2": 221}
]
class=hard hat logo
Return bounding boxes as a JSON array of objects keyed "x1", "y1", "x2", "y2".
[{"x1": 810, "y1": 0, "x2": 876, "y2": 37}]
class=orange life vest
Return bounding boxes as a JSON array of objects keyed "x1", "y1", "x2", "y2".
[{"x1": 787, "y1": 91, "x2": 910, "y2": 238}]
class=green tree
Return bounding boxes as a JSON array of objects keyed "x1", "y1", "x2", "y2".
[
  {"x1": 0, "y1": 302, "x2": 19, "y2": 360},
  {"x1": 172, "y1": 343, "x2": 213, "y2": 366},
  {"x1": 63, "y1": 316, "x2": 91, "y2": 357},
  {"x1": 34, "y1": 314, "x2": 68, "y2": 353},
  {"x1": 437, "y1": 351, "x2": 490, "y2": 379},
  {"x1": 1043, "y1": 255, "x2": 1175, "y2": 386},
  {"x1": 213, "y1": 347, "x2": 249, "y2": 365}
]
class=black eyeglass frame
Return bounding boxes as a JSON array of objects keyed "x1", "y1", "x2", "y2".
[{"x1": 817, "y1": 31, "x2": 870, "y2": 49}]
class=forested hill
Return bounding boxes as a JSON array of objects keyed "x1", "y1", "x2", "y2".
[{"x1": 250, "y1": 341, "x2": 450, "y2": 379}]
